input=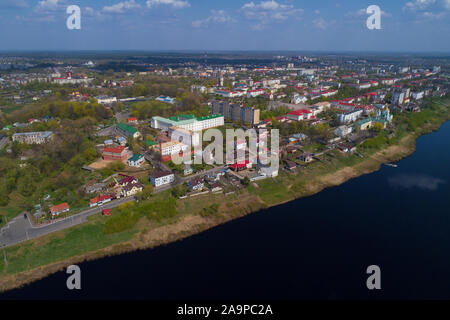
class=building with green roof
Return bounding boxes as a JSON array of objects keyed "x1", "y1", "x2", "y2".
[
  {"x1": 151, "y1": 114, "x2": 224, "y2": 132},
  {"x1": 117, "y1": 123, "x2": 141, "y2": 139},
  {"x1": 127, "y1": 154, "x2": 145, "y2": 167}
]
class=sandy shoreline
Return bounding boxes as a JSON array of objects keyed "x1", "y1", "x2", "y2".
[{"x1": 0, "y1": 118, "x2": 445, "y2": 293}]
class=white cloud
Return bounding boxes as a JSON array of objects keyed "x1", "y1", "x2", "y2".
[
  {"x1": 444, "y1": 0, "x2": 450, "y2": 9},
  {"x1": 35, "y1": 0, "x2": 60, "y2": 11},
  {"x1": 346, "y1": 8, "x2": 391, "y2": 18},
  {"x1": 103, "y1": 0, "x2": 141, "y2": 14},
  {"x1": 403, "y1": 0, "x2": 436, "y2": 12},
  {"x1": 312, "y1": 17, "x2": 336, "y2": 30},
  {"x1": 0, "y1": 0, "x2": 29, "y2": 8},
  {"x1": 422, "y1": 10, "x2": 446, "y2": 18},
  {"x1": 192, "y1": 10, "x2": 236, "y2": 28},
  {"x1": 313, "y1": 17, "x2": 327, "y2": 30},
  {"x1": 241, "y1": 0, "x2": 303, "y2": 30},
  {"x1": 402, "y1": 0, "x2": 450, "y2": 20},
  {"x1": 146, "y1": 0, "x2": 190, "y2": 9}
]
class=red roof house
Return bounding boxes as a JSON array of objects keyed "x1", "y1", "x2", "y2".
[
  {"x1": 102, "y1": 146, "x2": 128, "y2": 161},
  {"x1": 89, "y1": 195, "x2": 112, "y2": 207},
  {"x1": 49, "y1": 203, "x2": 70, "y2": 216}
]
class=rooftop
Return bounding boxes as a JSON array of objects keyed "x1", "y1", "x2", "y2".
[{"x1": 117, "y1": 123, "x2": 138, "y2": 135}]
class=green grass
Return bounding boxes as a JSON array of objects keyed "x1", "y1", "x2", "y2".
[
  {"x1": 0, "y1": 222, "x2": 137, "y2": 275},
  {"x1": 248, "y1": 177, "x2": 293, "y2": 205}
]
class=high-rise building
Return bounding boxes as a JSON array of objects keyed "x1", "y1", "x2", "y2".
[{"x1": 211, "y1": 101, "x2": 260, "y2": 125}]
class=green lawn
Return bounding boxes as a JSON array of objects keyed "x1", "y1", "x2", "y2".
[
  {"x1": 248, "y1": 177, "x2": 293, "y2": 205},
  {"x1": 0, "y1": 222, "x2": 137, "y2": 275}
]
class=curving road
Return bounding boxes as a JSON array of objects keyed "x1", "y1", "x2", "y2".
[{"x1": 0, "y1": 196, "x2": 135, "y2": 249}]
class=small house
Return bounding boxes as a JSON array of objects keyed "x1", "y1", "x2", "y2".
[
  {"x1": 127, "y1": 154, "x2": 145, "y2": 167},
  {"x1": 49, "y1": 203, "x2": 70, "y2": 217},
  {"x1": 298, "y1": 152, "x2": 314, "y2": 163},
  {"x1": 187, "y1": 178, "x2": 205, "y2": 191}
]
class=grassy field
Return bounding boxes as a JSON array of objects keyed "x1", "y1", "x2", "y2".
[{"x1": 0, "y1": 220, "x2": 137, "y2": 275}]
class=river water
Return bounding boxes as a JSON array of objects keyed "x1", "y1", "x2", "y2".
[{"x1": 2, "y1": 121, "x2": 450, "y2": 300}]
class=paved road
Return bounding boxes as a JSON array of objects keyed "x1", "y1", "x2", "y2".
[
  {"x1": 0, "y1": 137, "x2": 8, "y2": 150},
  {"x1": 0, "y1": 162, "x2": 226, "y2": 248},
  {"x1": 0, "y1": 196, "x2": 135, "y2": 249}
]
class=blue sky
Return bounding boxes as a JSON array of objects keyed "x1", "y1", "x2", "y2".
[{"x1": 0, "y1": 0, "x2": 449, "y2": 51}]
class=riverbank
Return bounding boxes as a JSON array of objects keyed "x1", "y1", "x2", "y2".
[{"x1": 0, "y1": 98, "x2": 449, "y2": 293}]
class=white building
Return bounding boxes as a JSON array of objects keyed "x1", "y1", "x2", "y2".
[
  {"x1": 246, "y1": 89, "x2": 266, "y2": 98},
  {"x1": 12, "y1": 131, "x2": 53, "y2": 144},
  {"x1": 259, "y1": 166, "x2": 279, "y2": 178},
  {"x1": 215, "y1": 89, "x2": 245, "y2": 98},
  {"x1": 157, "y1": 141, "x2": 189, "y2": 156},
  {"x1": 151, "y1": 114, "x2": 224, "y2": 132},
  {"x1": 127, "y1": 154, "x2": 145, "y2": 167},
  {"x1": 190, "y1": 85, "x2": 207, "y2": 93},
  {"x1": 292, "y1": 94, "x2": 308, "y2": 104},
  {"x1": 334, "y1": 125, "x2": 353, "y2": 138},
  {"x1": 338, "y1": 109, "x2": 363, "y2": 124},
  {"x1": 169, "y1": 126, "x2": 201, "y2": 147},
  {"x1": 411, "y1": 91, "x2": 425, "y2": 100},
  {"x1": 95, "y1": 96, "x2": 117, "y2": 104},
  {"x1": 150, "y1": 171, "x2": 175, "y2": 187}
]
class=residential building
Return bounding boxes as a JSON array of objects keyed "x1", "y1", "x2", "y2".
[
  {"x1": 284, "y1": 160, "x2": 297, "y2": 171},
  {"x1": 95, "y1": 95, "x2": 117, "y2": 104},
  {"x1": 150, "y1": 170, "x2": 175, "y2": 187},
  {"x1": 156, "y1": 95, "x2": 175, "y2": 104},
  {"x1": 121, "y1": 183, "x2": 143, "y2": 197},
  {"x1": 151, "y1": 114, "x2": 224, "y2": 132},
  {"x1": 12, "y1": 131, "x2": 53, "y2": 144},
  {"x1": 127, "y1": 154, "x2": 145, "y2": 167},
  {"x1": 84, "y1": 183, "x2": 105, "y2": 194},
  {"x1": 292, "y1": 94, "x2": 308, "y2": 104},
  {"x1": 169, "y1": 126, "x2": 201, "y2": 147},
  {"x1": 89, "y1": 195, "x2": 112, "y2": 208},
  {"x1": 355, "y1": 118, "x2": 373, "y2": 131},
  {"x1": 187, "y1": 177, "x2": 204, "y2": 191},
  {"x1": 102, "y1": 146, "x2": 128, "y2": 161},
  {"x1": 247, "y1": 89, "x2": 266, "y2": 98},
  {"x1": 215, "y1": 89, "x2": 245, "y2": 98},
  {"x1": 49, "y1": 203, "x2": 70, "y2": 216},
  {"x1": 334, "y1": 125, "x2": 353, "y2": 138},
  {"x1": 211, "y1": 101, "x2": 260, "y2": 125},
  {"x1": 298, "y1": 152, "x2": 314, "y2": 163},
  {"x1": 229, "y1": 160, "x2": 252, "y2": 171},
  {"x1": 338, "y1": 109, "x2": 363, "y2": 124},
  {"x1": 287, "y1": 109, "x2": 313, "y2": 121},
  {"x1": 338, "y1": 143, "x2": 357, "y2": 153},
  {"x1": 259, "y1": 166, "x2": 279, "y2": 178},
  {"x1": 117, "y1": 123, "x2": 141, "y2": 139},
  {"x1": 411, "y1": 91, "x2": 425, "y2": 100},
  {"x1": 155, "y1": 141, "x2": 189, "y2": 156}
]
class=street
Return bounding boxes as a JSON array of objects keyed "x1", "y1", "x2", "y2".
[{"x1": 0, "y1": 196, "x2": 135, "y2": 249}]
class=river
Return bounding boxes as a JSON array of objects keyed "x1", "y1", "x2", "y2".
[{"x1": 2, "y1": 121, "x2": 450, "y2": 300}]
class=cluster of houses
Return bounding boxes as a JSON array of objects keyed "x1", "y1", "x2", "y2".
[{"x1": 48, "y1": 174, "x2": 146, "y2": 218}]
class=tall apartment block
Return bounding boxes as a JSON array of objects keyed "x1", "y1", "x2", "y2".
[{"x1": 211, "y1": 101, "x2": 260, "y2": 125}]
